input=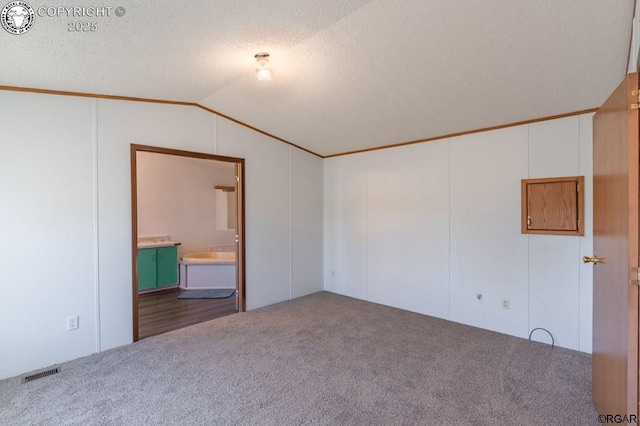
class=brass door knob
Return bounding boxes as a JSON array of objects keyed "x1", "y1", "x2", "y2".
[{"x1": 583, "y1": 256, "x2": 603, "y2": 264}]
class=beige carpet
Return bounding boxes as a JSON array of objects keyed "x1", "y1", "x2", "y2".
[{"x1": 0, "y1": 291, "x2": 598, "y2": 425}]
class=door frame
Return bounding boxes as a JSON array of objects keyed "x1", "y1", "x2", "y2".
[{"x1": 130, "y1": 143, "x2": 246, "y2": 341}]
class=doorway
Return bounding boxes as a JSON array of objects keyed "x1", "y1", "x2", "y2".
[{"x1": 130, "y1": 144, "x2": 245, "y2": 341}]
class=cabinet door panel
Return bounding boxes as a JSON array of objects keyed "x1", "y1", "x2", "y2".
[
  {"x1": 521, "y1": 176, "x2": 584, "y2": 236},
  {"x1": 156, "y1": 246, "x2": 178, "y2": 287},
  {"x1": 528, "y1": 181, "x2": 578, "y2": 231},
  {"x1": 137, "y1": 249, "x2": 157, "y2": 290}
]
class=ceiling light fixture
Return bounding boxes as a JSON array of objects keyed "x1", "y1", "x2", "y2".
[{"x1": 254, "y1": 52, "x2": 272, "y2": 81}]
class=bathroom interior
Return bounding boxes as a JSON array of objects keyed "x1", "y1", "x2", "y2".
[{"x1": 135, "y1": 150, "x2": 240, "y2": 339}]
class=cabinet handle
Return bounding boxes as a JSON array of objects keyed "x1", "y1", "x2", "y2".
[
  {"x1": 152, "y1": 254, "x2": 156, "y2": 261},
  {"x1": 158, "y1": 252, "x2": 163, "y2": 260}
]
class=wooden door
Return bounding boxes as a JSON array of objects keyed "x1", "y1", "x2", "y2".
[{"x1": 592, "y1": 73, "x2": 639, "y2": 416}]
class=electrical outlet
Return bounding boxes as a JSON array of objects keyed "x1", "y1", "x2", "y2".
[
  {"x1": 501, "y1": 299, "x2": 510, "y2": 310},
  {"x1": 66, "y1": 315, "x2": 79, "y2": 331}
]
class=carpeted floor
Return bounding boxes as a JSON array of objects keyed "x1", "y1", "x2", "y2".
[{"x1": 0, "y1": 291, "x2": 598, "y2": 425}]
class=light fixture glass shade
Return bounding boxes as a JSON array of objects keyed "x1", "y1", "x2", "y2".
[
  {"x1": 254, "y1": 53, "x2": 273, "y2": 81},
  {"x1": 256, "y1": 69, "x2": 272, "y2": 81}
]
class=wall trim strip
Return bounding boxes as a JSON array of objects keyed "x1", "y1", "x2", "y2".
[
  {"x1": 0, "y1": 85, "x2": 598, "y2": 160},
  {"x1": 0, "y1": 85, "x2": 322, "y2": 159},
  {"x1": 324, "y1": 109, "x2": 599, "y2": 158},
  {"x1": 194, "y1": 104, "x2": 319, "y2": 158}
]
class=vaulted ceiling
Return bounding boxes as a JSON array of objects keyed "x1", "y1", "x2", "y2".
[{"x1": 0, "y1": 0, "x2": 634, "y2": 156}]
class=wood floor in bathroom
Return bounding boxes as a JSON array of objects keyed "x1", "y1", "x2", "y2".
[{"x1": 138, "y1": 288, "x2": 237, "y2": 340}]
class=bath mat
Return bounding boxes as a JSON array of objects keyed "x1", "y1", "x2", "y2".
[{"x1": 178, "y1": 289, "x2": 236, "y2": 299}]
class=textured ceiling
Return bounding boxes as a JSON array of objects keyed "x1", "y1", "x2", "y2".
[{"x1": 0, "y1": 0, "x2": 634, "y2": 156}]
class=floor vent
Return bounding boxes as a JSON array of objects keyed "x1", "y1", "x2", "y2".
[{"x1": 22, "y1": 368, "x2": 60, "y2": 384}]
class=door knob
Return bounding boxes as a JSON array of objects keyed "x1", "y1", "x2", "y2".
[{"x1": 583, "y1": 256, "x2": 603, "y2": 264}]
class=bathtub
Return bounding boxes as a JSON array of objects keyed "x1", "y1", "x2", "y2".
[{"x1": 179, "y1": 251, "x2": 236, "y2": 290}]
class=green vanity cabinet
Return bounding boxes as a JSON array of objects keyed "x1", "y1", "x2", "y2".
[
  {"x1": 137, "y1": 245, "x2": 178, "y2": 291},
  {"x1": 156, "y1": 246, "x2": 178, "y2": 286},
  {"x1": 137, "y1": 248, "x2": 158, "y2": 291}
]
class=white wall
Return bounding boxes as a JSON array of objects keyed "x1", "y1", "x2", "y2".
[
  {"x1": 136, "y1": 152, "x2": 236, "y2": 256},
  {"x1": 0, "y1": 92, "x2": 324, "y2": 379},
  {"x1": 0, "y1": 92, "x2": 97, "y2": 379},
  {"x1": 324, "y1": 154, "x2": 368, "y2": 299},
  {"x1": 324, "y1": 113, "x2": 594, "y2": 352},
  {"x1": 449, "y1": 126, "x2": 529, "y2": 338},
  {"x1": 292, "y1": 148, "x2": 324, "y2": 298},
  {"x1": 0, "y1": 86, "x2": 591, "y2": 379},
  {"x1": 97, "y1": 99, "x2": 218, "y2": 351},
  {"x1": 527, "y1": 116, "x2": 593, "y2": 351},
  {"x1": 628, "y1": 0, "x2": 640, "y2": 74},
  {"x1": 216, "y1": 117, "x2": 292, "y2": 308},
  {"x1": 216, "y1": 118, "x2": 324, "y2": 306},
  {"x1": 366, "y1": 142, "x2": 450, "y2": 318}
]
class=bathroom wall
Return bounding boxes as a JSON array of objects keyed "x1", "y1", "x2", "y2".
[
  {"x1": 136, "y1": 151, "x2": 236, "y2": 255},
  {"x1": 0, "y1": 91, "x2": 324, "y2": 379},
  {"x1": 324, "y1": 113, "x2": 593, "y2": 353}
]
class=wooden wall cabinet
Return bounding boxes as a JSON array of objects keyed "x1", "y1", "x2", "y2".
[{"x1": 521, "y1": 176, "x2": 584, "y2": 236}]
